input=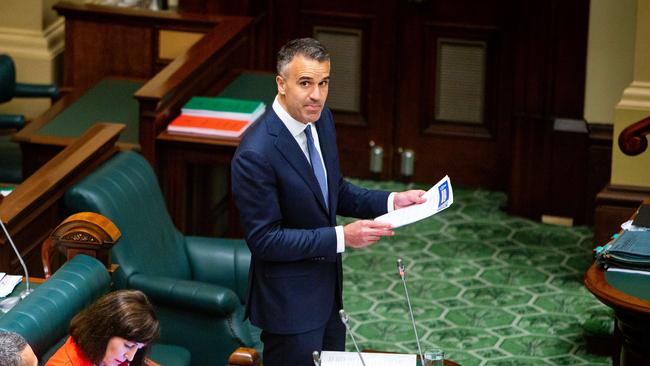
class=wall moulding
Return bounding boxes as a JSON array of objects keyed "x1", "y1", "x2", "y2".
[
  {"x1": 617, "y1": 81, "x2": 650, "y2": 110},
  {"x1": 0, "y1": 17, "x2": 64, "y2": 60}
]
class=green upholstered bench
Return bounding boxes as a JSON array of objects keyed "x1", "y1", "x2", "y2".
[{"x1": 0, "y1": 255, "x2": 190, "y2": 366}]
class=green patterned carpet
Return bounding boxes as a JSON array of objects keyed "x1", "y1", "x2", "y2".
[{"x1": 339, "y1": 180, "x2": 614, "y2": 366}]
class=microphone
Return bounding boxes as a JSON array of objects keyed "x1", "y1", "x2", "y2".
[
  {"x1": 339, "y1": 309, "x2": 367, "y2": 366},
  {"x1": 396, "y1": 258, "x2": 424, "y2": 364},
  {"x1": 312, "y1": 350, "x2": 321, "y2": 366},
  {"x1": 0, "y1": 218, "x2": 33, "y2": 313}
]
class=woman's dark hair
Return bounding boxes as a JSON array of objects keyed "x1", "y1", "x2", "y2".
[
  {"x1": 69, "y1": 290, "x2": 160, "y2": 366},
  {"x1": 276, "y1": 37, "x2": 330, "y2": 77}
]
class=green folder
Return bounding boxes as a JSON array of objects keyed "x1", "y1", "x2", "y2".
[{"x1": 182, "y1": 97, "x2": 265, "y2": 121}]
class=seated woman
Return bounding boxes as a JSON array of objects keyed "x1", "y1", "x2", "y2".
[{"x1": 45, "y1": 290, "x2": 160, "y2": 366}]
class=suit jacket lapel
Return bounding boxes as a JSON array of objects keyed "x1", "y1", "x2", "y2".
[{"x1": 268, "y1": 112, "x2": 329, "y2": 213}]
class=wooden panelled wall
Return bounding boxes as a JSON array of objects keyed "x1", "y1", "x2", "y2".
[{"x1": 178, "y1": 0, "x2": 609, "y2": 226}]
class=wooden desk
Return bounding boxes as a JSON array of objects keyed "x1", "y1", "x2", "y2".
[
  {"x1": 157, "y1": 71, "x2": 276, "y2": 236},
  {"x1": 15, "y1": 1, "x2": 254, "y2": 175},
  {"x1": 158, "y1": 131, "x2": 241, "y2": 236},
  {"x1": 584, "y1": 197, "x2": 650, "y2": 366},
  {"x1": 0, "y1": 123, "x2": 124, "y2": 276}
]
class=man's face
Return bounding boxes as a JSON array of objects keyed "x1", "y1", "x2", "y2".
[
  {"x1": 21, "y1": 344, "x2": 37, "y2": 366},
  {"x1": 276, "y1": 55, "x2": 330, "y2": 124}
]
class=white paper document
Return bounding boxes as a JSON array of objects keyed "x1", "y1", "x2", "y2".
[
  {"x1": 0, "y1": 273, "x2": 22, "y2": 297},
  {"x1": 375, "y1": 175, "x2": 453, "y2": 228},
  {"x1": 321, "y1": 351, "x2": 416, "y2": 366}
]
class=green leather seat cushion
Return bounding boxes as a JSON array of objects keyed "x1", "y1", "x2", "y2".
[{"x1": 605, "y1": 270, "x2": 650, "y2": 301}]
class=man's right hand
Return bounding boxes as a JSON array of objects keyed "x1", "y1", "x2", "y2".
[{"x1": 344, "y1": 220, "x2": 394, "y2": 248}]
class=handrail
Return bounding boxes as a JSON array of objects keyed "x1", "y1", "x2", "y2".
[{"x1": 618, "y1": 116, "x2": 650, "y2": 156}]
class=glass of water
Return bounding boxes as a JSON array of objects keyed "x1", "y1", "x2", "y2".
[{"x1": 423, "y1": 349, "x2": 444, "y2": 366}]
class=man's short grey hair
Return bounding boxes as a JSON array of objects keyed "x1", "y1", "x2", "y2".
[
  {"x1": 0, "y1": 331, "x2": 29, "y2": 366},
  {"x1": 276, "y1": 37, "x2": 330, "y2": 77}
]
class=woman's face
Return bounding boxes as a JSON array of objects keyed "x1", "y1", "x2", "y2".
[{"x1": 101, "y1": 336, "x2": 145, "y2": 366}]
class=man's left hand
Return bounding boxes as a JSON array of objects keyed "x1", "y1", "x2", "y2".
[{"x1": 393, "y1": 190, "x2": 427, "y2": 210}]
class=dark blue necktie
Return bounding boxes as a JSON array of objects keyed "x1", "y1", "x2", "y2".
[{"x1": 304, "y1": 125, "x2": 328, "y2": 208}]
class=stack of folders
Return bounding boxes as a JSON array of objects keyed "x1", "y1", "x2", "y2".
[
  {"x1": 596, "y1": 204, "x2": 650, "y2": 272},
  {"x1": 167, "y1": 97, "x2": 266, "y2": 138}
]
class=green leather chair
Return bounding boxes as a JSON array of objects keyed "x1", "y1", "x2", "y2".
[
  {"x1": 0, "y1": 54, "x2": 59, "y2": 183},
  {"x1": 64, "y1": 151, "x2": 262, "y2": 366},
  {"x1": 0, "y1": 254, "x2": 191, "y2": 366}
]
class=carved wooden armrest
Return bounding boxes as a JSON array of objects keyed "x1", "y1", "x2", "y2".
[
  {"x1": 42, "y1": 212, "x2": 120, "y2": 277},
  {"x1": 228, "y1": 347, "x2": 261, "y2": 366},
  {"x1": 619, "y1": 116, "x2": 650, "y2": 156}
]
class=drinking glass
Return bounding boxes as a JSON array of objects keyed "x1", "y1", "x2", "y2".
[{"x1": 423, "y1": 349, "x2": 444, "y2": 366}]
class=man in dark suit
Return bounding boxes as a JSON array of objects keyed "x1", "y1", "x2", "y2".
[{"x1": 232, "y1": 38, "x2": 426, "y2": 365}]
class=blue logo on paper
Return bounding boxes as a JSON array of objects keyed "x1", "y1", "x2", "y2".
[{"x1": 438, "y1": 181, "x2": 449, "y2": 208}]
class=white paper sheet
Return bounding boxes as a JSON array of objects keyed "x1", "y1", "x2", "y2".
[
  {"x1": 0, "y1": 273, "x2": 22, "y2": 297},
  {"x1": 375, "y1": 175, "x2": 453, "y2": 228},
  {"x1": 321, "y1": 351, "x2": 416, "y2": 366}
]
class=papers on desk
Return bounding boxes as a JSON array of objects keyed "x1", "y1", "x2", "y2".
[
  {"x1": 0, "y1": 186, "x2": 13, "y2": 197},
  {"x1": 375, "y1": 175, "x2": 453, "y2": 228},
  {"x1": 321, "y1": 351, "x2": 416, "y2": 366},
  {"x1": 621, "y1": 219, "x2": 650, "y2": 232},
  {"x1": 0, "y1": 273, "x2": 22, "y2": 297}
]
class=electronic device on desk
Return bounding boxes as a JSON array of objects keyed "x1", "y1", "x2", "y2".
[{"x1": 0, "y1": 218, "x2": 33, "y2": 313}]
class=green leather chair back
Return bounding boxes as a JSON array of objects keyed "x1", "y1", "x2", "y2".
[
  {"x1": 0, "y1": 55, "x2": 16, "y2": 103},
  {"x1": 0, "y1": 255, "x2": 110, "y2": 361},
  {"x1": 0, "y1": 54, "x2": 59, "y2": 183},
  {"x1": 64, "y1": 151, "x2": 192, "y2": 286},
  {"x1": 64, "y1": 151, "x2": 261, "y2": 365}
]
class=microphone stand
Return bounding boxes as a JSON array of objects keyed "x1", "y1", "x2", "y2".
[
  {"x1": 0, "y1": 219, "x2": 33, "y2": 313},
  {"x1": 397, "y1": 258, "x2": 425, "y2": 364},
  {"x1": 339, "y1": 309, "x2": 367, "y2": 366}
]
